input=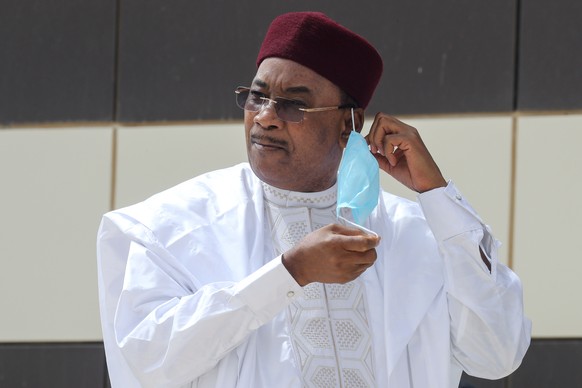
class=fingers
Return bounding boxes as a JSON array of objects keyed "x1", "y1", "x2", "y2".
[
  {"x1": 343, "y1": 234, "x2": 380, "y2": 254},
  {"x1": 366, "y1": 113, "x2": 416, "y2": 158},
  {"x1": 383, "y1": 146, "x2": 405, "y2": 167},
  {"x1": 329, "y1": 225, "x2": 379, "y2": 269},
  {"x1": 328, "y1": 224, "x2": 380, "y2": 252},
  {"x1": 323, "y1": 247, "x2": 377, "y2": 283},
  {"x1": 283, "y1": 224, "x2": 381, "y2": 285},
  {"x1": 365, "y1": 113, "x2": 447, "y2": 192}
]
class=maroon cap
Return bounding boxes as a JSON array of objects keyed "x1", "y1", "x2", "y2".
[{"x1": 256, "y1": 12, "x2": 383, "y2": 109}]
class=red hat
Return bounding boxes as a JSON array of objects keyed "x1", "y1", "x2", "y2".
[{"x1": 257, "y1": 12, "x2": 383, "y2": 109}]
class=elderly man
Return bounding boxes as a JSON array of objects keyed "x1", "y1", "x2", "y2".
[{"x1": 97, "y1": 11, "x2": 531, "y2": 388}]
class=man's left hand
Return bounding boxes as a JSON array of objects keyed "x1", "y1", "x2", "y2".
[{"x1": 366, "y1": 113, "x2": 447, "y2": 193}]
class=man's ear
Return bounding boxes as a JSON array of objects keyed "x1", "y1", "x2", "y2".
[
  {"x1": 344, "y1": 107, "x2": 365, "y2": 133},
  {"x1": 340, "y1": 108, "x2": 365, "y2": 148}
]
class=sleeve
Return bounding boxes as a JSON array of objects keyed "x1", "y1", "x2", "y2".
[
  {"x1": 417, "y1": 181, "x2": 532, "y2": 379},
  {"x1": 97, "y1": 214, "x2": 303, "y2": 387}
]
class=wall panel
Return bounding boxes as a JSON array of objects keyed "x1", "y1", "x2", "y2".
[
  {"x1": 366, "y1": 0, "x2": 517, "y2": 115},
  {"x1": 509, "y1": 339, "x2": 582, "y2": 386},
  {"x1": 0, "y1": 343, "x2": 106, "y2": 388},
  {"x1": 517, "y1": 0, "x2": 582, "y2": 110},
  {"x1": 115, "y1": 123, "x2": 247, "y2": 208},
  {"x1": 116, "y1": 1, "x2": 517, "y2": 122},
  {"x1": 0, "y1": 0, "x2": 116, "y2": 124},
  {"x1": 0, "y1": 128, "x2": 112, "y2": 341},
  {"x1": 513, "y1": 115, "x2": 582, "y2": 337}
]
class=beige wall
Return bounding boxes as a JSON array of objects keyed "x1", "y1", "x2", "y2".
[{"x1": 1, "y1": 113, "x2": 580, "y2": 341}]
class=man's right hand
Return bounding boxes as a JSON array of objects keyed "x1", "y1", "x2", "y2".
[{"x1": 282, "y1": 224, "x2": 380, "y2": 286}]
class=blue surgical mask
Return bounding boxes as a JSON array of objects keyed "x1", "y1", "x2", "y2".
[{"x1": 336, "y1": 109, "x2": 380, "y2": 227}]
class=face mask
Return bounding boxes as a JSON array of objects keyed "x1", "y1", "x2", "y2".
[{"x1": 336, "y1": 109, "x2": 380, "y2": 228}]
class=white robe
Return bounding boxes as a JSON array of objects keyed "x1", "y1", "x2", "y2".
[{"x1": 97, "y1": 162, "x2": 531, "y2": 388}]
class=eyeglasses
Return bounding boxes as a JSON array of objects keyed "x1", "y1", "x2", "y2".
[{"x1": 235, "y1": 86, "x2": 352, "y2": 123}]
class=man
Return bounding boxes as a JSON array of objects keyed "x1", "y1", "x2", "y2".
[{"x1": 97, "y1": 11, "x2": 531, "y2": 388}]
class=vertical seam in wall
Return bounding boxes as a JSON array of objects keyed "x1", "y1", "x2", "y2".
[
  {"x1": 109, "y1": 0, "x2": 121, "y2": 213},
  {"x1": 110, "y1": 127, "x2": 117, "y2": 211},
  {"x1": 508, "y1": 114, "x2": 518, "y2": 271},
  {"x1": 112, "y1": 0, "x2": 121, "y2": 121},
  {"x1": 512, "y1": 0, "x2": 522, "y2": 111},
  {"x1": 506, "y1": 372, "x2": 513, "y2": 388},
  {"x1": 507, "y1": 0, "x2": 522, "y2": 275},
  {"x1": 102, "y1": 345, "x2": 110, "y2": 388}
]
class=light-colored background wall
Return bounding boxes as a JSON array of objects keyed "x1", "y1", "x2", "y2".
[{"x1": 1, "y1": 113, "x2": 580, "y2": 341}]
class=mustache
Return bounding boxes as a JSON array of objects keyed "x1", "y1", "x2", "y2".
[{"x1": 250, "y1": 134, "x2": 288, "y2": 147}]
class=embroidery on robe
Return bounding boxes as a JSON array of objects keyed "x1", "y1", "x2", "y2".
[{"x1": 263, "y1": 183, "x2": 375, "y2": 388}]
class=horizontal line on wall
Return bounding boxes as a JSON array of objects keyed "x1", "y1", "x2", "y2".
[
  {"x1": 1, "y1": 338, "x2": 580, "y2": 347},
  {"x1": 0, "y1": 341, "x2": 104, "y2": 346},
  {"x1": 2, "y1": 109, "x2": 582, "y2": 130}
]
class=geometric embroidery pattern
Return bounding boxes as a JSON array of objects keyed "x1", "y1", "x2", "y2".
[{"x1": 263, "y1": 182, "x2": 375, "y2": 388}]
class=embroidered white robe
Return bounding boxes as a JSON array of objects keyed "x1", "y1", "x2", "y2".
[{"x1": 97, "y1": 163, "x2": 531, "y2": 388}]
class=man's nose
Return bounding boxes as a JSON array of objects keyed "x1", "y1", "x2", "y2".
[
  {"x1": 259, "y1": 98, "x2": 278, "y2": 114},
  {"x1": 254, "y1": 98, "x2": 280, "y2": 124}
]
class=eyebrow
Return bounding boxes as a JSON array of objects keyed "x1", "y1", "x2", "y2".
[{"x1": 252, "y1": 79, "x2": 314, "y2": 96}]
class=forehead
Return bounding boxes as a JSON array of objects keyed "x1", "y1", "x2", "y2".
[{"x1": 253, "y1": 58, "x2": 341, "y2": 98}]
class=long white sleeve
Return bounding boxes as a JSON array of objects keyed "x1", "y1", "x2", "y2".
[
  {"x1": 417, "y1": 182, "x2": 531, "y2": 379},
  {"x1": 97, "y1": 216, "x2": 303, "y2": 388}
]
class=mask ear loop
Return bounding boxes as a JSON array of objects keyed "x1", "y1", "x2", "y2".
[{"x1": 338, "y1": 107, "x2": 379, "y2": 236}]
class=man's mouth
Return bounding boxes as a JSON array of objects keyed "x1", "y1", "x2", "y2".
[{"x1": 251, "y1": 135, "x2": 288, "y2": 151}]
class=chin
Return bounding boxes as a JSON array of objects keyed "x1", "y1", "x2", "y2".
[{"x1": 249, "y1": 160, "x2": 278, "y2": 185}]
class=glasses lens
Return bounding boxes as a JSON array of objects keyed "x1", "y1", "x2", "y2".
[
  {"x1": 236, "y1": 88, "x2": 266, "y2": 113},
  {"x1": 234, "y1": 88, "x2": 304, "y2": 122},
  {"x1": 275, "y1": 98, "x2": 303, "y2": 123},
  {"x1": 235, "y1": 88, "x2": 251, "y2": 110}
]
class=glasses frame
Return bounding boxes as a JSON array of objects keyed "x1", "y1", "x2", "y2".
[{"x1": 235, "y1": 86, "x2": 353, "y2": 123}]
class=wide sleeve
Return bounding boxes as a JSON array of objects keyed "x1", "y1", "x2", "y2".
[
  {"x1": 97, "y1": 213, "x2": 303, "y2": 387},
  {"x1": 417, "y1": 181, "x2": 531, "y2": 379}
]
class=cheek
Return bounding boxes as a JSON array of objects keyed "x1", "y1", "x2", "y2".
[
  {"x1": 299, "y1": 126, "x2": 343, "y2": 165},
  {"x1": 243, "y1": 113, "x2": 254, "y2": 143},
  {"x1": 244, "y1": 111, "x2": 254, "y2": 128},
  {"x1": 311, "y1": 120, "x2": 344, "y2": 152}
]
